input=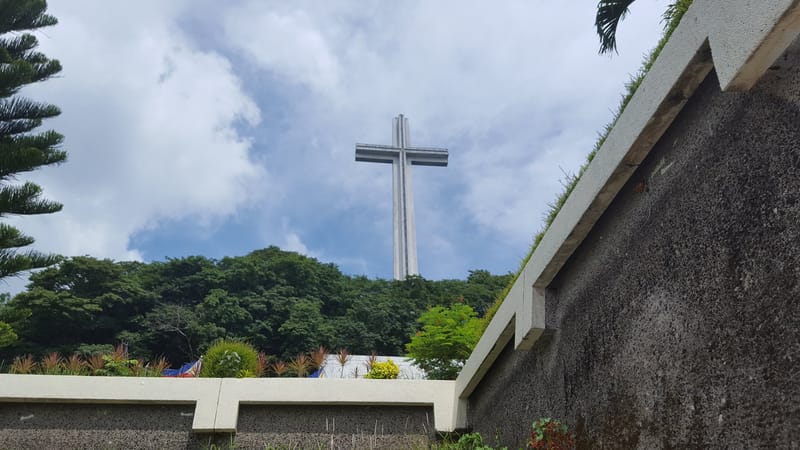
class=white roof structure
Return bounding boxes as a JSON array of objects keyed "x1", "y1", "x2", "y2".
[{"x1": 315, "y1": 354, "x2": 426, "y2": 379}]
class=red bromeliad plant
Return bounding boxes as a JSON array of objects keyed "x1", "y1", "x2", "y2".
[
  {"x1": 288, "y1": 353, "x2": 311, "y2": 377},
  {"x1": 255, "y1": 352, "x2": 270, "y2": 377},
  {"x1": 40, "y1": 352, "x2": 63, "y2": 375},
  {"x1": 271, "y1": 360, "x2": 288, "y2": 377},
  {"x1": 528, "y1": 418, "x2": 575, "y2": 450},
  {"x1": 64, "y1": 353, "x2": 86, "y2": 375},
  {"x1": 10, "y1": 354, "x2": 36, "y2": 374},
  {"x1": 309, "y1": 346, "x2": 328, "y2": 371},
  {"x1": 85, "y1": 353, "x2": 106, "y2": 375}
]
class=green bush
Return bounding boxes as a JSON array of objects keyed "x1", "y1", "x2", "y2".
[
  {"x1": 433, "y1": 432, "x2": 504, "y2": 450},
  {"x1": 406, "y1": 304, "x2": 482, "y2": 380},
  {"x1": 201, "y1": 340, "x2": 258, "y2": 378},
  {"x1": 365, "y1": 359, "x2": 399, "y2": 379}
]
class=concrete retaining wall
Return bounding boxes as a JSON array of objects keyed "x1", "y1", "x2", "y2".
[
  {"x1": 0, "y1": 376, "x2": 451, "y2": 449},
  {"x1": 0, "y1": 402, "x2": 433, "y2": 449},
  {"x1": 466, "y1": 38, "x2": 800, "y2": 450},
  {"x1": 0, "y1": 403, "x2": 203, "y2": 449}
]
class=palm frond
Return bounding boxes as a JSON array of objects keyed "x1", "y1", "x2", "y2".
[{"x1": 596, "y1": 0, "x2": 637, "y2": 54}]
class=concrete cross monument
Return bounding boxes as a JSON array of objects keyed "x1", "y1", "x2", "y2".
[{"x1": 355, "y1": 114, "x2": 448, "y2": 280}]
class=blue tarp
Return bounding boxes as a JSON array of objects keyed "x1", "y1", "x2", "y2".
[{"x1": 163, "y1": 359, "x2": 201, "y2": 377}]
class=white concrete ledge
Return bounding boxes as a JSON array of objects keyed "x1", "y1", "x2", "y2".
[
  {"x1": 216, "y1": 378, "x2": 457, "y2": 432},
  {"x1": 0, "y1": 374, "x2": 221, "y2": 431},
  {"x1": 453, "y1": 0, "x2": 800, "y2": 429},
  {"x1": 0, "y1": 374, "x2": 457, "y2": 433}
]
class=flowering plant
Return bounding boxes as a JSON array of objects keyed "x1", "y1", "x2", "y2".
[{"x1": 365, "y1": 359, "x2": 399, "y2": 379}]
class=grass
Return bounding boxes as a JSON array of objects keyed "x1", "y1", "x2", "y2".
[{"x1": 479, "y1": 0, "x2": 694, "y2": 330}]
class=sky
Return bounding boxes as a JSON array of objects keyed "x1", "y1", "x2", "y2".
[{"x1": 5, "y1": 0, "x2": 672, "y2": 291}]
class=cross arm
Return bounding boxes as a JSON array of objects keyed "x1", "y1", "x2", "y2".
[
  {"x1": 406, "y1": 146, "x2": 449, "y2": 167},
  {"x1": 355, "y1": 144, "x2": 398, "y2": 164}
]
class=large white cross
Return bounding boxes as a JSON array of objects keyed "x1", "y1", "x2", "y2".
[{"x1": 355, "y1": 114, "x2": 448, "y2": 280}]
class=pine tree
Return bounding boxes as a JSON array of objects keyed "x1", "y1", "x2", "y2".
[{"x1": 0, "y1": 0, "x2": 66, "y2": 279}]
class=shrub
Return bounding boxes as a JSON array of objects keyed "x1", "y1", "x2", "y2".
[
  {"x1": 201, "y1": 339, "x2": 258, "y2": 378},
  {"x1": 365, "y1": 359, "x2": 399, "y2": 379},
  {"x1": 0, "y1": 322, "x2": 17, "y2": 348},
  {"x1": 76, "y1": 343, "x2": 114, "y2": 356},
  {"x1": 102, "y1": 344, "x2": 138, "y2": 376},
  {"x1": 528, "y1": 418, "x2": 575, "y2": 450},
  {"x1": 4, "y1": 347, "x2": 164, "y2": 376},
  {"x1": 434, "y1": 432, "x2": 502, "y2": 450}
]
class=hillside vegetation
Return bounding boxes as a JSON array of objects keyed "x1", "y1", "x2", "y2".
[{"x1": 0, "y1": 247, "x2": 511, "y2": 366}]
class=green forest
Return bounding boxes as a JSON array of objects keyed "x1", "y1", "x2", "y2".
[{"x1": 0, "y1": 247, "x2": 511, "y2": 367}]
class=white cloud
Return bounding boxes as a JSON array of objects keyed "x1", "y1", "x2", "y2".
[
  {"x1": 223, "y1": 0, "x2": 672, "y2": 258},
  {"x1": 13, "y1": 0, "x2": 266, "y2": 260},
  {"x1": 283, "y1": 232, "x2": 315, "y2": 258},
  {"x1": 224, "y1": 5, "x2": 341, "y2": 93}
]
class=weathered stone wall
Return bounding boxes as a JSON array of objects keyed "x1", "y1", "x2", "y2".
[
  {"x1": 468, "y1": 40, "x2": 800, "y2": 449},
  {"x1": 235, "y1": 405, "x2": 433, "y2": 449},
  {"x1": 0, "y1": 402, "x2": 433, "y2": 449},
  {"x1": 0, "y1": 403, "x2": 203, "y2": 449}
]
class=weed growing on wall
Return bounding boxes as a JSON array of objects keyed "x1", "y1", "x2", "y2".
[
  {"x1": 528, "y1": 418, "x2": 575, "y2": 449},
  {"x1": 433, "y1": 431, "x2": 507, "y2": 450}
]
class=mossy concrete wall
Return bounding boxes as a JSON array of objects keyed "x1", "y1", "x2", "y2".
[{"x1": 468, "y1": 40, "x2": 800, "y2": 449}]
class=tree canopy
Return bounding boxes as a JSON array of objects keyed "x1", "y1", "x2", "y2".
[
  {"x1": 405, "y1": 303, "x2": 483, "y2": 380},
  {"x1": 0, "y1": 248, "x2": 512, "y2": 367}
]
